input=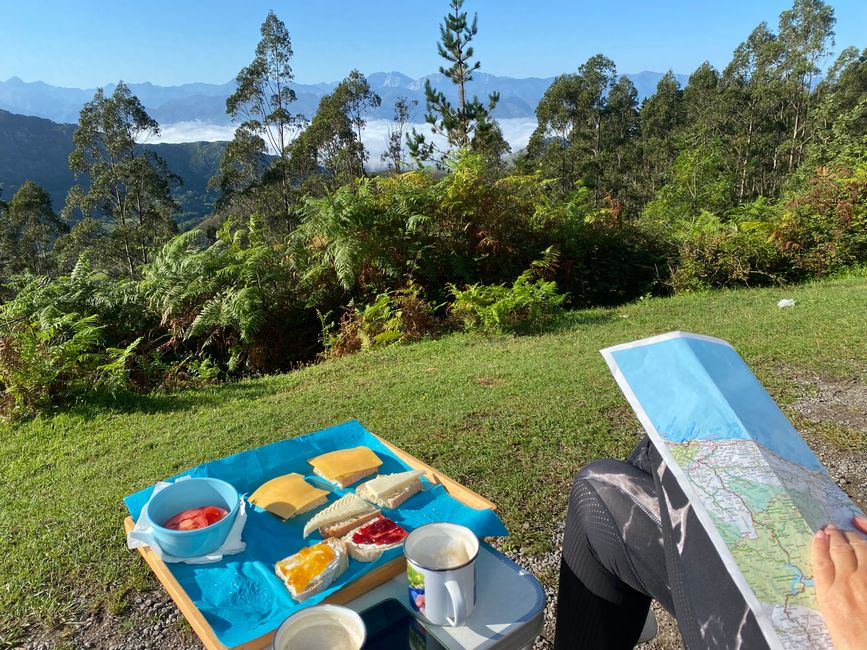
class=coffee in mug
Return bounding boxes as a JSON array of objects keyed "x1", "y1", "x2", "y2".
[
  {"x1": 404, "y1": 522, "x2": 479, "y2": 626},
  {"x1": 272, "y1": 604, "x2": 365, "y2": 650}
]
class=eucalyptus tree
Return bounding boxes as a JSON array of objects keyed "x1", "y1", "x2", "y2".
[
  {"x1": 287, "y1": 70, "x2": 380, "y2": 192},
  {"x1": 63, "y1": 82, "x2": 179, "y2": 277},
  {"x1": 638, "y1": 71, "x2": 685, "y2": 199},
  {"x1": 722, "y1": 22, "x2": 788, "y2": 199},
  {"x1": 382, "y1": 97, "x2": 417, "y2": 173},
  {"x1": 0, "y1": 181, "x2": 67, "y2": 277},
  {"x1": 806, "y1": 46, "x2": 867, "y2": 168},
  {"x1": 408, "y1": 0, "x2": 502, "y2": 164},
  {"x1": 682, "y1": 62, "x2": 723, "y2": 140},
  {"x1": 222, "y1": 11, "x2": 303, "y2": 217},
  {"x1": 600, "y1": 76, "x2": 642, "y2": 215},
  {"x1": 342, "y1": 69, "x2": 382, "y2": 163},
  {"x1": 528, "y1": 54, "x2": 622, "y2": 201},
  {"x1": 777, "y1": 0, "x2": 836, "y2": 171}
]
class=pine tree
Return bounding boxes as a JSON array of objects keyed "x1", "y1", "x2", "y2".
[{"x1": 408, "y1": 0, "x2": 501, "y2": 164}]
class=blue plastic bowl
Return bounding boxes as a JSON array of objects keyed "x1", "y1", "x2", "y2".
[{"x1": 143, "y1": 477, "x2": 240, "y2": 558}]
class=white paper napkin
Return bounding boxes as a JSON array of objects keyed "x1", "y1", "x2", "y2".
[{"x1": 127, "y1": 476, "x2": 247, "y2": 564}]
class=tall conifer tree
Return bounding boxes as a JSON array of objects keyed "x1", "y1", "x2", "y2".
[{"x1": 408, "y1": 0, "x2": 502, "y2": 163}]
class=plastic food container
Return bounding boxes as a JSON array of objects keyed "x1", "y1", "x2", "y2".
[{"x1": 144, "y1": 477, "x2": 240, "y2": 558}]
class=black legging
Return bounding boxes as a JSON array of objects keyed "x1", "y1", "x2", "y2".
[{"x1": 554, "y1": 437, "x2": 770, "y2": 649}]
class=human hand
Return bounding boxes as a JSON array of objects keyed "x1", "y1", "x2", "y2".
[{"x1": 812, "y1": 516, "x2": 867, "y2": 650}]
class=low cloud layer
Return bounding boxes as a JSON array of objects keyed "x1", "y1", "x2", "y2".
[
  {"x1": 143, "y1": 118, "x2": 539, "y2": 169},
  {"x1": 141, "y1": 121, "x2": 238, "y2": 144}
]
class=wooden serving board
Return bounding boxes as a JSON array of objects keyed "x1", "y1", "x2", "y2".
[{"x1": 124, "y1": 432, "x2": 496, "y2": 650}]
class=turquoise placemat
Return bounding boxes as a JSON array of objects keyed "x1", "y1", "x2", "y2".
[{"x1": 125, "y1": 420, "x2": 508, "y2": 648}]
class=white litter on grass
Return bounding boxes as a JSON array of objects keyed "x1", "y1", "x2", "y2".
[{"x1": 777, "y1": 299, "x2": 796, "y2": 308}]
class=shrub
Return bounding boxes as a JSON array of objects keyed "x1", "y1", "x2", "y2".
[
  {"x1": 772, "y1": 165, "x2": 867, "y2": 277},
  {"x1": 449, "y1": 249, "x2": 567, "y2": 334},
  {"x1": 141, "y1": 221, "x2": 317, "y2": 374},
  {"x1": 323, "y1": 282, "x2": 439, "y2": 357},
  {"x1": 530, "y1": 187, "x2": 672, "y2": 306},
  {"x1": 668, "y1": 210, "x2": 787, "y2": 292},
  {"x1": 133, "y1": 351, "x2": 221, "y2": 393},
  {"x1": 0, "y1": 313, "x2": 138, "y2": 418}
]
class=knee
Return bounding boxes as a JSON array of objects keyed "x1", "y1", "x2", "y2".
[
  {"x1": 574, "y1": 459, "x2": 624, "y2": 484},
  {"x1": 565, "y1": 459, "x2": 638, "y2": 541},
  {"x1": 565, "y1": 463, "x2": 611, "y2": 530}
]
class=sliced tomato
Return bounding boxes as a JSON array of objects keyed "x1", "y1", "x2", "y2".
[
  {"x1": 162, "y1": 506, "x2": 227, "y2": 531},
  {"x1": 200, "y1": 506, "x2": 229, "y2": 525}
]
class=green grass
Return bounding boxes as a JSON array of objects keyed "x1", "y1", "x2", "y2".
[{"x1": 2, "y1": 274, "x2": 866, "y2": 645}]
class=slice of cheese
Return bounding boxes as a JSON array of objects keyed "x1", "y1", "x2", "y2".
[
  {"x1": 362, "y1": 469, "x2": 424, "y2": 500},
  {"x1": 249, "y1": 473, "x2": 328, "y2": 520},
  {"x1": 308, "y1": 447, "x2": 382, "y2": 481},
  {"x1": 302, "y1": 492, "x2": 377, "y2": 538}
]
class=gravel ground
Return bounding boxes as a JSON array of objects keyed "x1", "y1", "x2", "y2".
[{"x1": 22, "y1": 374, "x2": 867, "y2": 650}]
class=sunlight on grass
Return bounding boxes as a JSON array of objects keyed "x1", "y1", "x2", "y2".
[{"x1": 1, "y1": 275, "x2": 865, "y2": 640}]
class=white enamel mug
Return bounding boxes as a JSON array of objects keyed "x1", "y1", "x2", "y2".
[{"x1": 404, "y1": 522, "x2": 479, "y2": 626}]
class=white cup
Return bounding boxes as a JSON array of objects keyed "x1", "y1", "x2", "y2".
[
  {"x1": 271, "y1": 604, "x2": 366, "y2": 650},
  {"x1": 404, "y1": 522, "x2": 479, "y2": 627}
]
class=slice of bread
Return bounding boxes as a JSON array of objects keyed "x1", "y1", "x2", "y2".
[
  {"x1": 344, "y1": 516, "x2": 408, "y2": 562},
  {"x1": 313, "y1": 465, "x2": 378, "y2": 489},
  {"x1": 302, "y1": 492, "x2": 380, "y2": 538},
  {"x1": 308, "y1": 447, "x2": 382, "y2": 488},
  {"x1": 275, "y1": 538, "x2": 348, "y2": 602},
  {"x1": 321, "y1": 509, "x2": 380, "y2": 539},
  {"x1": 293, "y1": 494, "x2": 329, "y2": 518},
  {"x1": 355, "y1": 470, "x2": 423, "y2": 509}
]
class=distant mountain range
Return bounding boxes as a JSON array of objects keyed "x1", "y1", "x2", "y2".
[
  {"x1": 0, "y1": 71, "x2": 689, "y2": 125},
  {"x1": 0, "y1": 70, "x2": 689, "y2": 230},
  {"x1": 0, "y1": 109, "x2": 224, "y2": 228}
]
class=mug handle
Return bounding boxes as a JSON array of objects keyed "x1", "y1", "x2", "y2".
[{"x1": 445, "y1": 579, "x2": 468, "y2": 626}]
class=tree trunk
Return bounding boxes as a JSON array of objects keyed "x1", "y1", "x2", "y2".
[{"x1": 739, "y1": 117, "x2": 753, "y2": 202}]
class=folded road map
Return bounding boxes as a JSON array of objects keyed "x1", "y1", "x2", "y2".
[{"x1": 602, "y1": 332, "x2": 864, "y2": 650}]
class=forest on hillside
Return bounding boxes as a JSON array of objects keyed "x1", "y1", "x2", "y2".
[{"x1": 0, "y1": 0, "x2": 863, "y2": 418}]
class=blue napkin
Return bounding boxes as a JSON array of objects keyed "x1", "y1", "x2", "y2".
[{"x1": 125, "y1": 420, "x2": 508, "y2": 648}]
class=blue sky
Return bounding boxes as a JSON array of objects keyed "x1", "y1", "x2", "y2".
[{"x1": 1, "y1": 1, "x2": 864, "y2": 87}]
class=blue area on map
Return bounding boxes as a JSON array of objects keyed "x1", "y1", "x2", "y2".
[
  {"x1": 609, "y1": 335, "x2": 824, "y2": 472},
  {"x1": 785, "y1": 563, "x2": 813, "y2": 594}
]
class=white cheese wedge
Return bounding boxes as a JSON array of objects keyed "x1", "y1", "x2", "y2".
[
  {"x1": 364, "y1": 469, "x2": 424, "y2": 499},
  {"x1": 354, "y1": 469, "x2": 423, "y2": 506}
]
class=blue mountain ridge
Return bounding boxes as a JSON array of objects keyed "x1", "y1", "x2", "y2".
[{"x1": 0, "y1": 71, "x2": 689, "y2": 125}]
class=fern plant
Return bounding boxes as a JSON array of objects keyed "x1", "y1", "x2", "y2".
[
  {"x1": 323, "y1": 282, "x2": 439, "y2": 357},
  {"x1": 0, "y1": 312, "x2": 139, "y2": 418},
  {"x1": 449, "y1": 248, "x2": 567, "y2": 334},
  {"x1": 141, "y1": 219, "x2": 302, "y2": 372}
]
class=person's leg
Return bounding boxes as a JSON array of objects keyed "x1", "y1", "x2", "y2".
[
  {"x1": 554, "y1": 435, "x2": 774, "y2": 649},
  {"x1": 554, "y1": 457, "x2": 671, "y2": 649},
  {"x1": 647, "y1": 443, "x2": 769, "y2": 649}
]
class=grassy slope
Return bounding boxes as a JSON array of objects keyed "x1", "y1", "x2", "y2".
[{"x1": 2, "y1": 274, "x2": 866, "y2": 643}]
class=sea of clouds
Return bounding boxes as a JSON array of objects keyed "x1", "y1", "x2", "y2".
[{"x1": 145, "y1": 118, "x2": 539, "y2": 169}]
